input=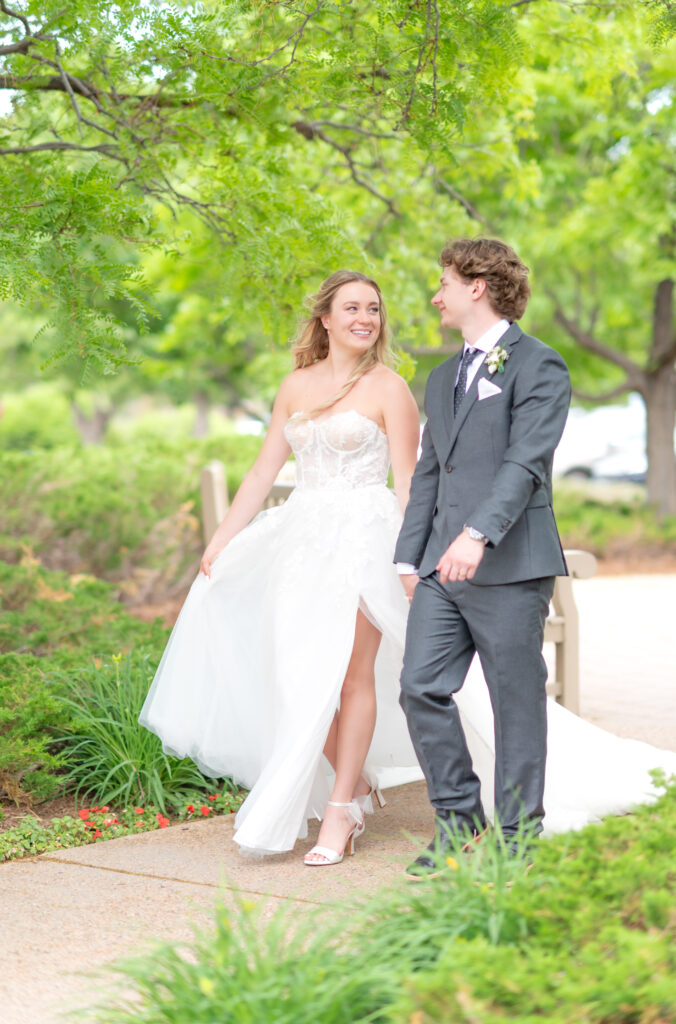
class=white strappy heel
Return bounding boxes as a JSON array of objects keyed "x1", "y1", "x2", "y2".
[{"x1": 303, "y1": 800, "x2": 365, "y2": 866}]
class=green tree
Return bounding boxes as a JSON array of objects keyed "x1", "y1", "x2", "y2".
[
  {"x1": 399, "y1": 2, "x2": 676, "y2": 516},
  {"x1": 513, "y1": 2, "x2": 676, "y2": 518},
  {"x1": 0, "y1": 0, "x2": 519, "y2": 371}
]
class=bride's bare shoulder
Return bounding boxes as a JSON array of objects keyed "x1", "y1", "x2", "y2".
[
  {"x1": 369, "y1": 364, "x2": 413, "y2": 397},
  {"x1": 275, "y1": 365, "x2": 320, "y2": 414}
]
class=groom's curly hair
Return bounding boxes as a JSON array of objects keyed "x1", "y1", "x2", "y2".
[{"x1": 440, "y1": 238, "x2": 531, "y2": 321}]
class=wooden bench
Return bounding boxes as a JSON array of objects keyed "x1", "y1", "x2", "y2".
[
  {"x1": 200, "y1": 461, "x2": 596, "y2": 713},
  {"x1": 543, "y1": 549, "x2": 597, "y2": 713}
]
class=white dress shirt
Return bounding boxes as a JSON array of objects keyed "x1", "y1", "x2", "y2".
[
  {"x1": 455, "y1": 319, "x2": 510, "y2": 392},
  {"x1": 396, "y1": 319, "x2": 510, "y2": 576}
]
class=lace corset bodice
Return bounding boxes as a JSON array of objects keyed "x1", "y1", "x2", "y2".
[{"x1": 283, "y1": 410, "x2": 390, "y2": 490}]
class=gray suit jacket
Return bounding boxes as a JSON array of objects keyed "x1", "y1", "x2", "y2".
[{"x1": 394, "y1": 323, "x2": 571, "y2": 585}]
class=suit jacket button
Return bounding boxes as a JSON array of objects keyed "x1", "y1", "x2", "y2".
[{"x1": 445, "y1": 465, "x2": 453, "y2": 473}]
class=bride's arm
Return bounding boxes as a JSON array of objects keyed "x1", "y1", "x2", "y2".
[
  {"x1": 200, "y1": 378, "x2": 294, "y2": 576},
  {"x1": 382, "y1": 372, "x2": 421, "y2": 515}
]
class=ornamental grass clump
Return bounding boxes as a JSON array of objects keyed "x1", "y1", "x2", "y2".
[{"x1": 56, "y1": 651, "x2": 236, "y2": 814}]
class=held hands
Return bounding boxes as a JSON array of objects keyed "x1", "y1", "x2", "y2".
[
  {"x1": 400, "y1": 573, "x2": 420, "y2": 604},
  {"x1": 436, "y1": 530, "x2": 486, "y2": 584}
]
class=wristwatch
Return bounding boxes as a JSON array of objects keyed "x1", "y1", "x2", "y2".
[{"x1": 463, "y1": 524, "x2": 488, "y2": 544}]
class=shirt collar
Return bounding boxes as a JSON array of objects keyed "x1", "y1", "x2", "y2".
[{"x1": 464, "y1": 319, "x2": 510, "y2": 354}]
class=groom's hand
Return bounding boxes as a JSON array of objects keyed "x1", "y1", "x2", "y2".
[{"x1": 437, "y1": 531, "x2": 485, "y2": 584}]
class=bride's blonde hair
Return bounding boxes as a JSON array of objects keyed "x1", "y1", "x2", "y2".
[{"x1": 290, "y1": 270, "x2": 392, "y2": 418}]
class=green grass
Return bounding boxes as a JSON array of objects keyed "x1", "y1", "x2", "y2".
[
  {"x1": 89, "y1": 781, "x2": 676, "y2": 1024},
  {"x1": 56, "y1": 651, "x2": 238, "y2": 813}
]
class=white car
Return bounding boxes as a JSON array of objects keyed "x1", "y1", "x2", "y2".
[{"x1": 553, "y1": 395, "x2": 651, "y2": 484}]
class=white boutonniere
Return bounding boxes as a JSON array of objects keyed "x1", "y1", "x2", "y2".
[{"x1": 485, "y1": 344, "x2": 509, "y2": 375}]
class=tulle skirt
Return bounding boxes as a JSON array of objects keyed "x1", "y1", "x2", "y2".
[
  {"x1": 140, "y1": 483, "x2": 676, "y2": 854},
  {"x1": 140, "y1": 484, "x2": 420, "y2": 854}
]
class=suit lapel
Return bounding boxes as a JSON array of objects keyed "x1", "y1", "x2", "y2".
[
  {"x1": 443, "y1": 322, "x2": 524, "y2": 461},
  {"x1": 440, "y1": 350, "x2": 462, "y2": 441}
]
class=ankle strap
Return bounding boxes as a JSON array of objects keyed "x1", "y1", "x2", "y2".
[{"x1": 327, "y1": 800, "x2": 354, "y2": 807}]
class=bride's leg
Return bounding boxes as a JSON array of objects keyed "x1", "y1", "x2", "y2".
[
  {"x1": 306, "y1": 610, "x2": 381, "y2": 862},
  {"x1": 322, "y1": 711, "x2": 372, "y2": 800}
]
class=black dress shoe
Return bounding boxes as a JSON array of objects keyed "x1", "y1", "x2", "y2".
[
  {"x1": 404, "y1": 813, "x2": 486, "y2": 880},
  {"x1": 502, "y1": 838, "x2": 535, "y2": 865}
]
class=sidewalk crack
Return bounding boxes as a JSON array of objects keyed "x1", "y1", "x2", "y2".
[{"x1": 38, "y1": 856, "x2": 329, "y2": 905}]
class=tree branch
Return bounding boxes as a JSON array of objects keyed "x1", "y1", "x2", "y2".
[
  {"x1": 0, "y1": 141, "x2": 123, "y2": 158},
  {"x1": 202, "y1": 2, "x2": 323, "y2": 68},
  {"x1": 292, "y1": 122, "x2": 398, "y2": 214},
  {"x1": 550, "y1": 298, "x2": 644, "y2": 382},
  {"x1": 0, "y1": 74, "x2": 200, "y2": 109},
  {"x1": 435, "y1": 176, "x2": 497, "y2": 228},
  {"x1": 0, "y1": 0, "x2": 31, "y2": 33},
  {"x1": 301, "y1": 120, "x2": 399, "y2": 141},
  {"x1": 572, "y1": 382, "x2": 637, "y2": 403},
  {"x1": 0, "y1": 1, "x2": 61, "y2": 56}
]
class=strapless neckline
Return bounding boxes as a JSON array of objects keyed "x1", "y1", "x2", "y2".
[{"x1": 288, "y1": 409, "x2": 387, "y2": 438}]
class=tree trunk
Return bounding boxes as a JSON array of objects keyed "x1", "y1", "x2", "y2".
[
  {"x1": 194, "y1": 391, "x2": 210, "y2": 439},
  {"x1": 71, "y1": 402, "x2": 112, "y2": 445},
  {"x1": 643, "y1": 368, "x2": 676, "y2": 518},
  {"x1": 644, "y1": 279, "x2": 676, "y2": 518}
]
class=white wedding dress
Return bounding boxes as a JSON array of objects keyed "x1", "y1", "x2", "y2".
[{"x1": 139, "y1": 410, "x2": 676, "y2": 854}]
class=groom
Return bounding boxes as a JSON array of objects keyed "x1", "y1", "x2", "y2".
[{"x1": 395, "y1": 237, "x2": 571, "y2": 876}]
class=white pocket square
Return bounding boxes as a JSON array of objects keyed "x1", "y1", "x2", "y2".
[{"x1": 478, "y1": 378, "x2": 502, "y2": 400}]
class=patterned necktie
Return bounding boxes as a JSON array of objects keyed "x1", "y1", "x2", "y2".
[{"x1": 454, "y1": 346, "x2": 477, "y2": 416}]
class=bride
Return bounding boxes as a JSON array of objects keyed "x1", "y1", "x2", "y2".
[
  {"x1": 140, "y1": 270, "x2": 422, "y2": 863},
  {"x1": 140, "y1": 269, "x2": 676, "y2": 864}
]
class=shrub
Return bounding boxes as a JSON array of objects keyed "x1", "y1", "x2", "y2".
[
  {"x1": 0, "y1": 434, "x2": 263, "y2": 600},
  {"x1": 91, "y1": 782, "x2": 676, "y2": 1024},
  {"x1": 554, "y1": 481, "x2": 676, "y2": 556},
  {"x1": 0, "y1": 561, "x2": 167, "y2": 801},
  {"x1": 0, "y1": 561, "x2": 245, "y2": 811},
  {"x1": 0, "y1": 384, "x2": 81, "y2": 450}
]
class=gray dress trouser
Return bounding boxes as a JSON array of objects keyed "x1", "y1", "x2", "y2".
[{"x1": 399, "y1": 572, "x2": 555, "y2": 837}]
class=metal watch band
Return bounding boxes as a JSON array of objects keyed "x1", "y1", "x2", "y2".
[{"x1": 463, "y1": 524, "x2": 488, "y2": 544}]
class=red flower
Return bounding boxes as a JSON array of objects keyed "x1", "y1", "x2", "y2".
[
  {"x1": 91, "y1": 806, "x2": 100, "y2": 812},
  {"x1": 78, "y1": 809, "x2": 90, "y2": 820},
  {"x1": 104, "y1": 818, "x2": 118, "y2": 826},
  {"x1": 134, "y1": 807, "x2": 145, "y2": 814},
  {"x1": 156, "y1": 814, "x2": 170, "y2": 829},
  {"x1": 92, "y1": 830, "x2": 102, "y2": 840},
  {"x1": 186, "y1": 804, "x2": 195, "y2": 814},
  {"x1": 100, "y1": 806, "x2": 110, "y2": 812},
  {"x1": 200, "y1": 806, "x2": 210, "y2": 816},
  {"x1": 208, "y1": 795, "x2": 217, "y2": 801},
  {"x1": 135, "y1": 821, "x2": 144, "y2": 828}
]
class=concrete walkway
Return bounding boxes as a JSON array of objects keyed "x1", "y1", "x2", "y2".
[{"x1": 2, "y1": 575, "x2": 675, "y2": 1024}]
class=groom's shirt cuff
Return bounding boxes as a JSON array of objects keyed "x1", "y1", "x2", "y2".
[{"x1": 396, "y1": 562, "x2": 419, "y2": 575}]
